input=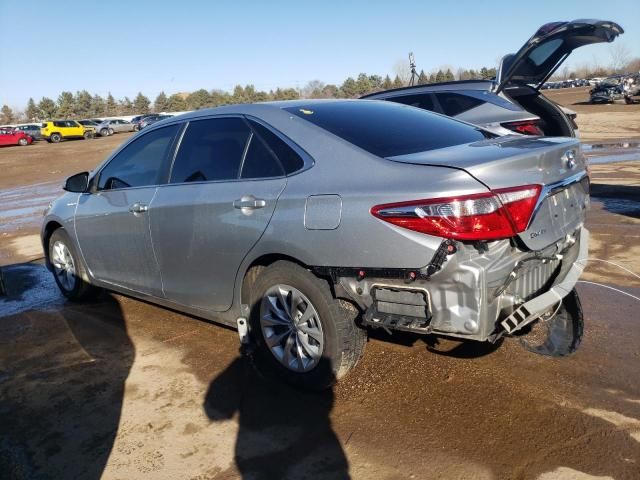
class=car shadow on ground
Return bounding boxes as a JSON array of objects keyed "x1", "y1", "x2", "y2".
[
  {"x1": 204, "y1": 353, "x2": 350, "y2": 479},
  {"x1": 0, "y1": 262, "x2": 133, "y2": 480},
  {"x1": 367, "y1": 328, "x2": 504, "y2": 359},
  {"x1": 590, "y1": 183, "x2": 640, "y2": 219}
]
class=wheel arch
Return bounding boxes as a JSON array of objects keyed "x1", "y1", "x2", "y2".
[
  {"x1": 42, "y1": 220, "x2": 63, "y2": 267},
  {"x1": 237, "y1": 252, "x2": 350, "y2": 317},
  {"x1": 239, "y1": 253, "x2": 309, "y2": 309}
]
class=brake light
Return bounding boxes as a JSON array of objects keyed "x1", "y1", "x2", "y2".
[
  {"x1": 501, "y1": 120, "x2": 544, "y2": 136},
  {"x1": 371, "y1": 185, "x2": 541, "y2": 241}
]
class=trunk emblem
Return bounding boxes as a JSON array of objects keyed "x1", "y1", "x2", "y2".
[{"x1": 563, "y1": 149, "x2": 577, "y2": 170}]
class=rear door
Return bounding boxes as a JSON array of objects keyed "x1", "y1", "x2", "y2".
[
  {"x1": 496, "y1": 20, "x2": 623, "y2": 91},
  {"x1": 74, "y1": 124, "x2": 180, "y2": 295},
  {"x1": 150, "y1": 116, "x2": 287, "y2": 311},
  {"x1": 67, "y1": 121, "x2": 84, "y2": 137}
]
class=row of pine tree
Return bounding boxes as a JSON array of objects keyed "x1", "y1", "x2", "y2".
[{"x1": 1, "y1": 68, "x2": 498, "y2": 124}]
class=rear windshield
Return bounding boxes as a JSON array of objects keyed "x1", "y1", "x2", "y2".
[{"x1": 284, "y1": 101, "x2": 488, "y2": 157}]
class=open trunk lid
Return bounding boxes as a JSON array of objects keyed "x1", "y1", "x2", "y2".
[
  {"x1": 388, "y1": 136, "x2": 590, "y2": 250},
  {"x1": 496, "y1": 19, "x2": 623, "y2": 92}
]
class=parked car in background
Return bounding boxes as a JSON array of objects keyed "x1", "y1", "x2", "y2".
[
  {"x1": 102, "y1": 119, "x2": 135, "y2": 134},
  {"x1": 41, "y1": 121, "x2": 95, "y2": 143},
  {"x1": 0, "y1": 127, "x2": 33, "y2": 146},
  {"x1": 44, "y1": 100, "x2": 590, "y2": 389},
  {"x1": 363, "y1": 19, "x2": 622, "y2": 137},
  {"x1": 14, "y1": 124, "x2": 42, "y2": 140},
  {"x1": 131, "y1": 114, "x2": 159, "y2": 131},
  {"x1": 138, "y1": 114, "x2": 172, "y2": 130},
  {"x1": 78, "y1": 120, "x2": 109, "y2": 136}
]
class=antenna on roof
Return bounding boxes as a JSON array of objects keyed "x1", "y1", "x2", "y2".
[{"x1": 408, "y1": 52, "x2": 418, "y2": 86}]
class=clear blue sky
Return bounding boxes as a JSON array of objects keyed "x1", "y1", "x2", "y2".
[{"x1": 0, "y1": 0, "x2": 638, "y2": 109}]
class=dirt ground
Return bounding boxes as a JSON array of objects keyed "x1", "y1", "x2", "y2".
[
  {"x1": 544, "y1": 87, "x2": 640, "y2": 141},
  {"x1": 1, "y1": 117, "x2": 639, "y2": 479}
]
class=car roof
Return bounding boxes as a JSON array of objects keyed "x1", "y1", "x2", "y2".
[{"x1": 361, "y1": 80, "x2": 494, "y2": 98}]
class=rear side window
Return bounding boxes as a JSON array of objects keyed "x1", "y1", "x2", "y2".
[
  {"x1": 284, "y1": 101, "x2": 487, "y2": 158},
  {"x1": 53, "y1": 121, "x2": 65, "y2": 128},
  {"x1": 433, "y1": 92, "x2": 484, "y2": 116},
  {"x1": 170, "y1": 117, "x2": 251, "y2": 183},
  {"x1": 385, "y1": 93, "x2": 436, "y2": 112},
  {"x1": 249, "y1": 121, "x2": 305, "y2": 174},
  {"x1": 241, "y1": 133, "x2": 283, "y2": 179},
  {"x1": 98, "y1": 124, "x2": 179, "y2": 190}
]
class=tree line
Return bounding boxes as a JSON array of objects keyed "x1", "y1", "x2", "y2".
[{"x1": 0, "y1": 66, "x2": 502, "y2": 125}]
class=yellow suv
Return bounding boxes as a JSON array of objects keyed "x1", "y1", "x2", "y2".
[{"x1": 41, "y1": 120, "x2": 95, "y2": 143}]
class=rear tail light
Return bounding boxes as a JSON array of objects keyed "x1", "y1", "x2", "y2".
[
  {"x1": 501, "y1": 120, "x2": 544, "y2": 136},
  {"x1": 371, "y1": 185, "x2": 541, "y2": 241}
]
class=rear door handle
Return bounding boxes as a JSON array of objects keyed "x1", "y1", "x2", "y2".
[
  {"x1": 233, "y1": 195, "x2": 266, "y2": 210},
  {"x1": 129, "y1": 202, "x2": 148, "y2": 214}
]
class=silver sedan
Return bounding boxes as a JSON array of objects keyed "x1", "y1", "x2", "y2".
[{"x1": 42, "y1": 100, "x2": 590, "y2": 389}]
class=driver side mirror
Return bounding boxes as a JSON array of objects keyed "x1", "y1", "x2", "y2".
[{"x1": 64, "y1": 172, "x2": 89, "y2": 193}]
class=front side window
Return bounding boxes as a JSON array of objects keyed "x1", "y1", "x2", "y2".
[
  {"x1": 170, "y1": 117, "x2": 251, "y2": 183},
  {"x1": 98, "y1": 124, "x2": 179, "y2": 190}
]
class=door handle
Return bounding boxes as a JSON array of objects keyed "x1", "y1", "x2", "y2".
[
  {"x1": 129, "y1": 202, "x2": 148, "y2": 214},
  {"x1": 233, "y1": 195, "x2": 266, "y2": 210}
]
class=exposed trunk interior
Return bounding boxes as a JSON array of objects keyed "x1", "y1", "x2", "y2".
[{"x1": 504, "y1": 86, "x2": 574, "y2": 137}]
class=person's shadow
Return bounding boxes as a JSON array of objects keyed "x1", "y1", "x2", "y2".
[
  {"x1": 0, "y1": 262, "x2": 133, "y2": 480},
  {"x1": 204, "y1": 353, "x2": 350, "y2": 479}
]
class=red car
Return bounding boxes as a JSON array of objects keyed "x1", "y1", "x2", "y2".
[{"x1": 0, "y1": 128, "x2": 33, "y2": 147}]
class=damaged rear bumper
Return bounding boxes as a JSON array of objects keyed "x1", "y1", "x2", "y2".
[{"x1": 331, "y1": 227, "x2": 589, "y2": 342}]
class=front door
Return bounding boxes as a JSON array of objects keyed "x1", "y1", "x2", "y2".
[
  {"x1": 75, "y1": 123, "x2": 180, "y2": 295},
  {"x1": 150, "y1": 116, "x2": 287, "y2": 311}
]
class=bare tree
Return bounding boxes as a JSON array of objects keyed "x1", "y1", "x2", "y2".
[
  {"x1": 301, "y1": 80, "x2": 325, "y2": 98},
  {"x1": 609, "y1": 43, "x2": 631, "y2": 73}
]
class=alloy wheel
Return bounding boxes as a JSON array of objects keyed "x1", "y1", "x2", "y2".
[
  {"x1": 259, "y1": 284, "x2": 324, "y2": 372},
  {"x1": 51, "y1": 240, "x2": 76, "y2": 292}
]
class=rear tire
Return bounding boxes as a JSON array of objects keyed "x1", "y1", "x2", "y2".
[
  {"x1": 50, "y1": 133, "x2": 62, "y2": 143},
  {"x1": 49, "y1": 228, "x2": 100, "y2": 301},
  {"x1": 519, "y1": 289, "x2": 583, "y2": 357},
  {"x1": 249, "y1": 261, "x2": 366, "y2": 390}
]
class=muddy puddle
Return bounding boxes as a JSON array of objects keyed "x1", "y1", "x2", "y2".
[
  {"x1": 0, "y1": 181, "x2": 61, "y2": 235},
  {"x1": 583, "y1": 140, "x2": 640, "y2": 164}
]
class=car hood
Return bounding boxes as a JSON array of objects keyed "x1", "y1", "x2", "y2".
[{"x1": 496, "y1": 19, "x2": 623, "y2": 92}]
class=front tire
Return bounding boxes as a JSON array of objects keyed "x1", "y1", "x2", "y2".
[
  {"x1": 49, "y1": 229, "x2": 99, "y2": 301},
  {"x1": 18, "y1": 138, "x2": 28, "y2": 146},
  {"x1": 249, "y1": 261, "x2": 366, "y2": 390}
]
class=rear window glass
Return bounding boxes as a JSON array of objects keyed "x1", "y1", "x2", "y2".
[
  {"x1": 529, "y1": 38, "x2": 563, "y2": 66},
  {"x1": 433, "y1": 92, "x2": 484, "y2": 116},
  {"x1": 284, "y1": 101, "x2": 487, "y2": 158}
]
